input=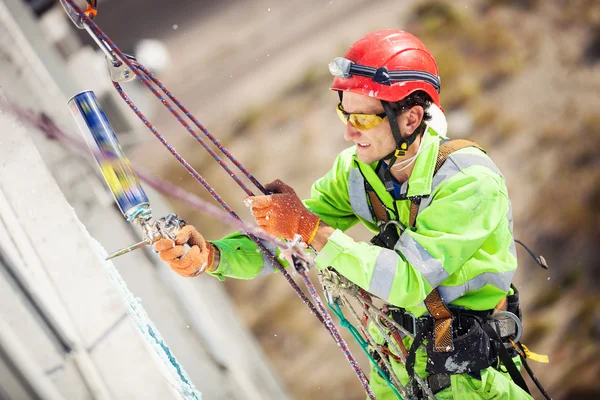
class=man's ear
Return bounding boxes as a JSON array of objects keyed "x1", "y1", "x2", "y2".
[{"x1": 400, "y1": 106, "x2": 424, "y2": 137}]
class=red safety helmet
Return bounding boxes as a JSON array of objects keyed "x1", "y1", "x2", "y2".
[{"x1": 330, "y1": 30, "x2": 441, "y2": 106}]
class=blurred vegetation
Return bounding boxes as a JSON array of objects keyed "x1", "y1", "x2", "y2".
[
  {"x1": 553, "y1": 0, "x2": 600, "y2": 27},
  {"x1": 407, "y1": 0, "x2": 528, "y2": 110}
]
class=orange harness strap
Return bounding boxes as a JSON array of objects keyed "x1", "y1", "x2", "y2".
[{"x1": 369, "y1": 139, "x2": 484, "y2": 353}]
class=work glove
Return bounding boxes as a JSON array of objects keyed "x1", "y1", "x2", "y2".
[
  {"x1": 246, "y1": 179, "x2": 320, "y2": 244},
  {"x1": 153, "y1": 225, "x2": 216, "y2": 277}
]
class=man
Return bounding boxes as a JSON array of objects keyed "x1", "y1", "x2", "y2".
[{"x1": 155, "y1": 30, "x2": 532, "y2": 399}]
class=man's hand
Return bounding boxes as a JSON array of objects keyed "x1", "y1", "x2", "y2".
[
  {"x1": 246, "y1": 179, "x2": 320, "y2": 244},
  {"x1": 153, "y1": 225, "x2": 218, "y2": 277}
]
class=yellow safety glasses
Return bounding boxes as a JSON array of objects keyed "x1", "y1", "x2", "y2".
[{"x1": 336, "y1": 103, "x2": 388, "y2": 130}]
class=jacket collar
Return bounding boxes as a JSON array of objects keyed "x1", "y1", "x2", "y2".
[
  {"x1": 406, "y1": 126, "x2": 441, "y2": 198},
  {"x1": 353, "y1": 126, "x2": 442, "y2": 200}
]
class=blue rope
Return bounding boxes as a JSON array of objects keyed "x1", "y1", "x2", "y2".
[{"x1": 328, "y1": 301, "x2": 404, "y2": 400}]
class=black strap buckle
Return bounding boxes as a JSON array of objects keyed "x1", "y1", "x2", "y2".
[
  {"x1": 370, "y1": 220, "x2": 403, "y2": 249},
  {"x1": 390, "y1": 309, "x2": 418, "y2": 336}
]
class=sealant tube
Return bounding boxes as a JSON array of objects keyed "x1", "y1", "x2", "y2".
[{"x1": 68, "y1": 90, "x2": 150, "y2": 220}]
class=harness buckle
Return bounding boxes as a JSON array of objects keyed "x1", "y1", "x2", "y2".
[
  {"x1": 380, "y1": 219, "x2": 405, "y2": 233},
  {"x1": 489, "y1": 311, "x2": 523, "y2": 345},
  {"x1": 404, "y1": 312, "x2": 418, "y2": 336},
  {"x1": 389, "y1": 308, "x2": 418, "y2": 336},
  {"x1": 371, "y1": 220, "x2": 404, "y2": 249}
]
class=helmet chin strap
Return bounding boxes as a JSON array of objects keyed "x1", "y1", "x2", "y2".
[{"x1": 381, "y1": 100, "x2": 419, "y2": 191}]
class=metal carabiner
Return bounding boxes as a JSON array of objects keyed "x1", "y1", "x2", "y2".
[
  {"x1": 319, "y1": 269, "x2": 344, "y2": 307},
  {"x1": 59, "y1": 0, "x2": 88, "y2": 29},
  {"x1": 59, "y1": 0, "x2": 136, "y2": 82}
]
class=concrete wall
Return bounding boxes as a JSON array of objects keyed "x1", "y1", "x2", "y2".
[{"x1": 0, "y1": 0, "x2": 290, "y2": 399}]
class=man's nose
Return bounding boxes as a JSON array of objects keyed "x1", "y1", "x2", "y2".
[{"x1": 343, "y1": 123, "x2": 361, "y2": 142}]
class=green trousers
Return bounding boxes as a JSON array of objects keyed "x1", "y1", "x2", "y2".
[{"x1": 369, "y1": 363, "x2": 534, "y2": 399}]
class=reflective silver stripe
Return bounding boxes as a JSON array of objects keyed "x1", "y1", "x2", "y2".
[
  {"x1": 394, "y1": 232, "x2": 449, "y2": 288},
  {"x1": 418, "y1": 152, "x2": 503, "y2": 213},
  {"x1": 368, "y1": 248, "x2": 400, "y2": 301},
  {"x1": 416, "y1": 151, "x2": 517, "y2": 259},
  {"x1": 257, "y1": 240, "x2": 277, "y2": 277},
  {"x1": 437, "y1": 270, "x2": 516, "y2": 304},
  {"x1": 348, "y1": 167, "x2": 373, "y2": 222}
]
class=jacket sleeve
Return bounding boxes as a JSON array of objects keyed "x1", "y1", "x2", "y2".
[
  {"x1": 314, "y1": 170, "x2": 510, "y2": 310},
  {"x1": 207, "y1": 232, "x2": 291, "y2": 281}
]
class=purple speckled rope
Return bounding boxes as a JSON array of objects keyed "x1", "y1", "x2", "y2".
[
  {"x1": 60, "y1": 1, "x2": 374, "y2": 396},
  {"x1": 112, "y1": 82, "x2": 324, "y2": 320},
  {"x1": 126, "y1": 62, "x2": 255, "y2": 197},
  {"x1": 112, "y1": 83, "x2": 227, "y2": 206},
  {"x1": 133, "y1": 62, "x2": 268, "y2": 195},
  {"x1": 298, "y1": 270, "x2": 371, "y2": 383}
]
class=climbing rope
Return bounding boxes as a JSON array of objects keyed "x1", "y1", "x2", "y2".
[
  {"x1": 59, "y1": 0, "x2": 375, "y2": 397},
  {"x1": 320, "y1": 268, "x2": 438, "y2": 399},
  {"x1": 331, "y1": 298, "x2": 406, "y2": 400},
  {"x1": 328, "y1": 300, "x2": 405, "y2": 400}
]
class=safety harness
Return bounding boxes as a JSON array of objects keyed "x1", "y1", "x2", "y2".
[{"x1": 366, "y1": 139, "x2": 552, "y2": 399}]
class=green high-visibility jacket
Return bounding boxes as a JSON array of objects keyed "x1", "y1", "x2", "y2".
[
  {"x1": 209, "y1": 128, "x2": 531, "y2": 400},
  {"x1": 207, "y1": 127, "x2": 528, "y2": 399},
  {"x1": 208, "y1": 127, "x2": 517, "y2": 318}
]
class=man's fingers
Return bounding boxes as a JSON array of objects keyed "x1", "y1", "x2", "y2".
[
  {"x1": 170, "y1": 245, "x2": 209, "y2": 277},
  {"x1": 169, "y1": 245, "x2": 200, "y2": 269},
  {"x1": 250, "y1": 208, "x2": 271, "y2": 218},
  {"x1": 154, "y1": 238, "x2": 175, "y2": 252},
  {"x1": 245, "y1": 195, "x2": 272, "y2": 209},
  {"x1": 256, "y1": 217, "x2": 269, "y2": 227},
  {"x1": 255, "y1": 219, "x2": 285, "y2": 238},
  {"x1": 159, "y1": 246, "x2": 185, "y2": 262},
  {"x1": 174, "y1": 225, "x2": 197, "y2": 245},
  {"x1": 265, "y1": 179, "x2": 294, "y2": 195},
  {"x1": 171, "y1": 262, "x2": 201, "y2": 278},
  {"x1": 185, "y1": 227, "x2": 205, "y2": 247},
  {"x1": 173, "y1": 263, "x2": 205, "y2": 278},
  {"x1": 264, "y1": 179, "x2": 283, "y2": 193}
]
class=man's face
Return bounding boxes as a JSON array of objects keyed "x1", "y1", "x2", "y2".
[{"x1": 341, "y1": 92, "x2": 397, "y2": 164}]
